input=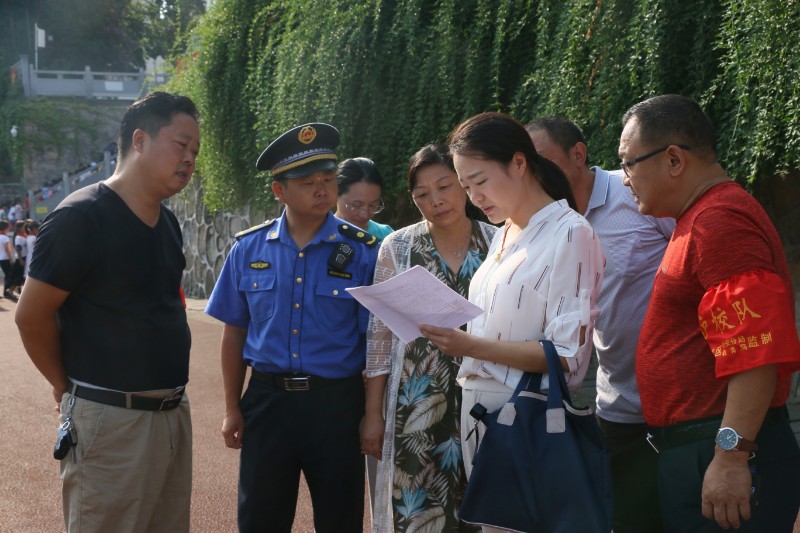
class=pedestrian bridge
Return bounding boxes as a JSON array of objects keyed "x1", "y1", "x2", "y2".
[{"x1": 12, "y1": 55, "x2": 156, "y2": 101}]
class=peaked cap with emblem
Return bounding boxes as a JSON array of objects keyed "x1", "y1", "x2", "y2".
[{"x1": 256, "y1": 123, "x2": 340, "y2": 179}]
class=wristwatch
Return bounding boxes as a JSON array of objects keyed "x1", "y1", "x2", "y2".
[{"x1": 715, "y1": 427, "x2": 758, "y2": 453}]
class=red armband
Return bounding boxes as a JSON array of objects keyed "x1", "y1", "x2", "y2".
[{"x1": 698, "y1": 271, "x2": 800, "y2": 378}]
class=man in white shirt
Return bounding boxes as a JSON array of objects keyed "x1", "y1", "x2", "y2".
[
  {"x1": 528, "y1": 116, "x2": 674, "y2": 533},
  {"x1": 7, "y1": 203, "x2": 18, "y2": 225},
  {"x1": 0, "y1": 220, "x2": 13, "y2": 300},
  {"x1": 25, "y1": 220, "x2": 39, "y2": 278}
]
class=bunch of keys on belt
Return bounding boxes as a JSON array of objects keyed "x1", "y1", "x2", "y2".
[{"x1": 54, "y1": 396, "x2": 77, "y2": 460}]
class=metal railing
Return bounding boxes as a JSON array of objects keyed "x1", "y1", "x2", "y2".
[
  {"x1": 28, "y1": 151, "x2": 115, "y2": 221},
  {"x1": 13, "y1": 55, "x2": 146, "y2": 100}
]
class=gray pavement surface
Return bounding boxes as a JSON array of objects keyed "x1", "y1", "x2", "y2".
[
  {"x1": 1, "y1": 294, "x2": 798, "y2": 532},
  {"x1": 0, "y1": 295, "x2": 368, "y2": 532}
]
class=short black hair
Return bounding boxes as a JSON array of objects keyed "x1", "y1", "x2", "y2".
[
  {"x1": 526, "y1": 116, "x2": 587, "y2": 159},
  {"x1": 336, "y1": 157, "x2": 384, "y2": 195},
  {"x1": 622, "y1": 94, "x2": 716, "y2": 159},
  {"x1": 117, "y1": 91, "x2": 199, "y2": 160}
]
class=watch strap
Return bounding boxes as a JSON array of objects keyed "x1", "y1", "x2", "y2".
[
  {"x1": 733, "y1": 435, "x2": 758, "y2": 452},
  {"x1": 717, "y1": 427, "x2": 758, "y2": 452}
]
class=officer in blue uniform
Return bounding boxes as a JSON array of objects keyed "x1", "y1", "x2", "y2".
[{"x1": 205, "y1": 123, "x2": 379, "y2": 533}]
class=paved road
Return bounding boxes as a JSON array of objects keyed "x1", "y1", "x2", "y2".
[
  {"x1": 0, "y1": 296, "x2": 368, "y2": 533},
  {"x1": 2, "y1": 294, "x2": 797, "y2": 532}
]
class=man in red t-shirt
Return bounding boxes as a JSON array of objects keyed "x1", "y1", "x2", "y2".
[{"x1": 619, "y1": 94, "x2": 800, "y2": 532}]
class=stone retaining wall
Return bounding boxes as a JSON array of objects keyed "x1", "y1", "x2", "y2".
[
  {"x1": 751, "y1": 172, "x2": 800, "y2": 330},
  {"x1": 172, "y1": 174, "x2": 800, "y2": 338},
  {"x1": 169, "y1": 178, "x2": 279, "y2": 299}
]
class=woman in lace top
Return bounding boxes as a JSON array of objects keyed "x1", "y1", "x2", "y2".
[{"x1": 361, "y1": 144, "x2": 497, "y2": 532}]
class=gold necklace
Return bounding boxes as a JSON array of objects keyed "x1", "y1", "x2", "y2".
[{"x1": 494, "y1": 223, "x2": 511, "y2": 262}]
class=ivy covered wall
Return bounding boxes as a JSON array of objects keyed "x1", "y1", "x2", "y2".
[{"x1": 167, "y1": 0, "x2": 800, "y2": 230}]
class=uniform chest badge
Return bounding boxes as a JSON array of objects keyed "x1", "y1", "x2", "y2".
[{"x1": 249, "y1": 261, "x2": 271, "y2": 270}]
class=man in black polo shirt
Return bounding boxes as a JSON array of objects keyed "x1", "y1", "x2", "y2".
[{"x1": 15, "y1": 91, "x2": 200, "y2": 533}]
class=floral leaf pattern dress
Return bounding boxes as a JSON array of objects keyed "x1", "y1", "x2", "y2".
[{"x1": 367, "y1": 219, "x2": 497, "y2": 533}]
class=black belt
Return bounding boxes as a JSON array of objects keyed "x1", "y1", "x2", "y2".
[
  {"x1": 69, "y1": 381, "x2": 185, "y2": 411},
  {"x1": 646, "y1": 405, "x2": 789, "y2": 453},
  {"x1": 250, "y1": 369, "x2": 358, "y2": 391}
]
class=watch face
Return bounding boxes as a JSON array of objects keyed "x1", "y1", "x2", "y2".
[{"x1": 716, "y1": 428, "x2": 738, "y2": 451}]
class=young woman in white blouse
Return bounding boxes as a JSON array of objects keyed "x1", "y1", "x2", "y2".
[{"x1": 420, "y1": 113, "x2": 605, "y2": 529}]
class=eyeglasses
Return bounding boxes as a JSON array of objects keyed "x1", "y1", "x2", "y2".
[
  {"x1": 344, "y1": 200, "x2": 384, "y2": 216},
  {"x1": 621, "y1": 144, "x2": 690, "y2": 177}
]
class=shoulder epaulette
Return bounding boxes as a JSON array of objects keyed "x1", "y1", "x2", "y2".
[
  {"x1": 235, "y1": 219, "x2": 276, "y2": 241},
  {"x1": 338, "y1": 223, "x2": 378, "y2": 247}
]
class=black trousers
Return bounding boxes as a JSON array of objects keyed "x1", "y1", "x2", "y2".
[
  {"x1": 0, "y1": 259, "x2": 10, "y2": 292},
  {"x1": 596, "y1": 417, "x2": 663, "y2": 533},
  {"x1": 658, "y1": 419, "x2": 800, "y2": 532},
  {"x1": 237, "y1": 374, "x2": 365, "y2": 533}
]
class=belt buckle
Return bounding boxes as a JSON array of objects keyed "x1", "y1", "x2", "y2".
[
  {"x1": 283, "y1": 377, "x2": 310, "y2": 391},
  {"x1": 158, "y1": 388, "x2": 184, "y2": 411},
  {"x1": 158, "y1": 397, "x2": 182, "y2": 411},
  {"x1": 646, "y1": 432, "x2": 661, "y2": 454}
]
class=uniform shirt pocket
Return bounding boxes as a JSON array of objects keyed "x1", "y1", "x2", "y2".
[
  {"x1": 240, "y1": 273, "x2": 276, "y2": 324},
  {"x1": 315, "y1": 277, "x2": 358, "y2": 330}
]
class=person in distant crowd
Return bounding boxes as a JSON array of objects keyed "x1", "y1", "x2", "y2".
[
  {"x1": 206, "y1": 123, "x2": 379, "y2": 533},
  {"x1": 527, "y1": 116, "x2": 674, "y2": 533},
  {"x1": 0, "y1": 205, "x2": 7, "y2": 220},
  {"x1": 620, "y1": 94, "x2": 800, "y2": 532},
  {"x1": 15, "y1": 91, "x2": 200, "y2": 533},
  {"x1": 24, "y1": 220, "x2": 40, "y2": 279},
  {"x1": 0, "y1": 220, "x2": 13, "y2": 301},
  {"x1": 334, "y1": 157, "x2": 394, "y2": 239},
  {"x1": 361, "y1": 144, "x2": 497, "y2": 532},
  {"x1": 7, "y1": 201, "x2": 19, "y2": 225},
  {"x1": 6, "y1": 219, "x2": 28, "y2": 297}
]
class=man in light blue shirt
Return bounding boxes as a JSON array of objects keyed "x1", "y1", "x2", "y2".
[{"x1": 528, "y1": 117, "x2": 674, "y2": 533}]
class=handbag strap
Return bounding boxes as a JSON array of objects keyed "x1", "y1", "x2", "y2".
[{"x1": 510, "y1": 340, "x2": 573, "y2": 410}]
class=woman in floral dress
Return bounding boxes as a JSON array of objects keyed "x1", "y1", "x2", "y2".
[{"x1": 361, "y1": 144, "x2": 497, "y2": 532}]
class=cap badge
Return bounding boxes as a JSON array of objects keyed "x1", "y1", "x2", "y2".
[{"x1": 298, "y1": 126, "x2": 317, "y2": 145}]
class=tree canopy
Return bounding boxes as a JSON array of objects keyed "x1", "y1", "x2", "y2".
[
  {"x1": 167, "y1": 0, "x2": 800, "y2": 224},
  {"x1": 0, "y1": 0, "x2": 206, "y2": 188},
  {"x1": 1, "y1": 0, "x2": 205, "y2": 72}
]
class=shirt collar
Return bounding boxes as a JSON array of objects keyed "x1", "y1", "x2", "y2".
[
  {"x1": 267, "y1": 210, "x2": 342, "y2": 246},
  {"x1": 587, "y1": 166, "x2": 613, "y2": 213}
]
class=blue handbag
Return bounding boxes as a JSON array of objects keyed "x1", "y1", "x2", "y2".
[{"x1": 459, "y1": 340, "x2": 613, "y2": 532}]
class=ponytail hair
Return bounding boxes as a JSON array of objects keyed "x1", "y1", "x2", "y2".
[{"x1": 448, "y1": 112, "x2": 577, "y2": 211}]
